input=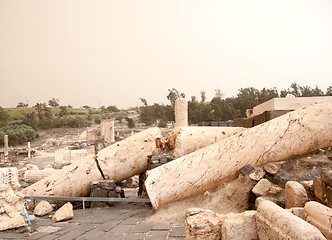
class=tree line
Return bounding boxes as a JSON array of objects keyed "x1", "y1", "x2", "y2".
[{"x1": 138, "y1": 83, "x2": 332, "y2": 126}]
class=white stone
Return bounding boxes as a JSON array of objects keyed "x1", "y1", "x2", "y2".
[
  {"x1": 285, "y1": 181, "x2": 308, "y2": 208},
  {"x1": 252, "y1": 179, "x2": 272, "y2": 196},
  {"x1": 221, "y1": 211, "x2": 257, "y2": 240},
  {"x1": 305, "y1": 201, "x2": 332, "y2": 239},
  {"x1": 52, "y1": 202, "x2": 74, "y2": 222},
  {"x1": 174, "y1": 98, "x2": 188, "y2": 127},
  {"x1": 33, "y1": 200, "x2": 53, "y2": 216},
  {"x1": 185, "y1": 211, "x2": 223, "y2": 240},
  {"x1": 256, "y1": 200, "x2": 326, "y2": 240},
  {"x1": 263, "y1": 163, "x2": 279, "y2": 175}
]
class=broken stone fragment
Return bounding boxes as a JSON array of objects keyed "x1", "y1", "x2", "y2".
[
  {"x1": 263, "y1": 163, "x2": 279, "y2": 175},
  {"x1": 33, "y1": 200, "x2": 53, "y2": 216},
  {"x1": 249, "y1": 167, "x2": 266, "y2": 181},
  {"x1": 52, "y1": 202, "x2": 73, "y2": 222},
  {"x1": 252, "y1": 179, "x2": 272, "y2": 196},
  {"x1": 285, "y1": 181, "x2": 308, "y2": 208},
  {"x1": 185, "y1": 211, "x2": 223, "y2": 240},
  {"x1": 221, "y1": 211, "x2": 257, "y2": 240}
]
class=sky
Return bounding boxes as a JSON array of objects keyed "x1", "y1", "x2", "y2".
[{"x1": 0, "y1": 0, "x2": 332, "y2": 109}]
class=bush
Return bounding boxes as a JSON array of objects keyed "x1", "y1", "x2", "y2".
[{"x1": 0, "y1": 124, "x2": 38, "y2": 146}]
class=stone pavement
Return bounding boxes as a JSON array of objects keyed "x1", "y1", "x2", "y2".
[{"x1": 1, "y1": 203, "x2": 186, "y2": 240}]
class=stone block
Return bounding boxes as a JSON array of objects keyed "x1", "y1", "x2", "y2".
[
  {"x1": 33, "y1": 200, "x2": 53, "y2": 216},
  {"x1": 313, "y1": 176, "x2": 326, "y2": 202},
  {"x1": 263, "y1": 163, "x2": 279, "y2": 175},
  {"x1": 221, "y1": 211, "x2": 257, "y2": 240},
  {"x1": 252, "y1": 179, "x2": 272, "y2": 196},
  {"x1": 249, "y1": 167, "x2": 265, "y2": 181},
  {"x1": 52, "y1": 202, "x2": 74, "y2": 222},
  {"x1": 185, "y1": 211, "x2": 223, "y2": 240},
  {"x1": 321, "y1": 169, "x2": 332, "y2": 187},
  {"x1": 326, "y1": 186, "x2": 332, "y2": 208},
  {"x1": 305, "y1": 201, "x2": 332, "y2": 239},
  {"x1": 285, "y1": 181, "x2": 308, "y2": 208},
  {"x1": 256, "y1": 200, "x2": 326, "y2": 240}
]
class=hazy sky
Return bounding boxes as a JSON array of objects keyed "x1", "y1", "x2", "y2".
[{"x1": 1, "y1": 0, "x2": 332, "y2": 109}]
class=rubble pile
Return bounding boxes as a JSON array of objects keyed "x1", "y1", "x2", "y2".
[{"x1": 185, "y1": 199, "x2": 330, "y2": 240}]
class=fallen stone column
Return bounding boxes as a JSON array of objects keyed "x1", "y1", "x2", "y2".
[
  {"x1": 256, "y1": 200, "x2": 325, "y2": 239},
  {"x1": 167, "y1": 127, "x2": 246, "y2": 158},
  {"x1": 145, "y1": 102, "x2": 332, "y2": 209},
  {"x1": 22, "y1": 127, "x2": 162, "y2": 198},
  {"x1": 305, "y1": 201, "x2": 332, "y2": 239},
  {"x1": 24, "y1": 168, "x2": 60, "y2": 183}
]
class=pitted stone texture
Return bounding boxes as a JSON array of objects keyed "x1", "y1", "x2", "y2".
[
  {"x1": 221, "y1": 211, "x2": 257, "y2": 240},
  {"x1": 256, "y1": 200, "x2": 326, "y2": 240},
  {"x1": 249, "y1": 167, "x2": 265, "y2": 181},
  {"x1": 185, "y1": 211, "x2": 223, "y2": 240},
  {"x1": 263, "y1": 163, "x2": 279, "y2": 175},
  {"x1": 52, "y1": 202, "x2": 74, "y2": 222},
  {"x1": 285, "y1": 181, "x2": 308, "y2": 208},
  {"x1": 305, "y1": 201, "x2": 332, "y2": 239},
  {"x1": 252, "y1": 179, "x2": 271, "y2": 196},
  {"x1": 33, "y1": 200, "x2": 53, "y2": 216}
]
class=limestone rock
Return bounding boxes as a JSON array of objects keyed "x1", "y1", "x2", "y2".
[
  {"x1": 256, "y1": 200, "x2": 326, "y2": 240},
  {"x1": 263, "y1": 163, "x2": 279, "y2": 175},
  {"x1": 52, "y1": 202, "x2": 73, "y2": 222},
  {"x1": 321, "y1": 169, "x2": 332, "y2": 187},
  {"x1": 249, "y1": 167, "x2": 265, "y2": 181},
  {"x1": 33, "y1": 200, "x2": 53, "y2": 216},
  {"x1": 305, "y1": 201, "x2": 332, "y2": 239},
  {"x1": 285, "y1": 181, "x2": 308, "y2": 208},
  {"x1": 252, "y1": 179, "x2": 271, "y2": 196},
  {"x1": 288, "y1": 207, "x2": 307, "y2": 220},
  {"x1": 313, "y1": 176, "x2": 325, "y2": 202},
  {"x1": 186, "y1": 208, "x2": 214, "y2": 217},
  {"x1": 185, "y1": 211, "x2": 223, "y2": 240},
  {"x1": 221, "y1": 211, "x2": 257, "y2": 240}
]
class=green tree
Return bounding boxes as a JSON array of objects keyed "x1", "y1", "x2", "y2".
[
  {"x1": 326, "y1": 86, "x2": 332, "y2": 96},
  {"x1": 48, "y1": 98, "x2": 60, "y2": 107},
  {"x1": 17, "y1": 102, "x2": 28, "y2": 108},
  {"x1": 0, "y1": 107, "x2": 9, "y2": 126},
  {"x1": 167, "y1": 88, "x2": 185, "y2": 106},
  {"x1": 125, "y1": 117, "x2": 135, "y2": 128},
  {"x1": 200, "y1": 90, "x2": 206, "y2": 103},
  {"x1": 59, "y1": 106, "x2": 69, "y2": 117}
]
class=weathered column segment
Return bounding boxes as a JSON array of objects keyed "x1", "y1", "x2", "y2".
[
  {"x1": 167, "y1": 127, "x2": 246, "y2": 158},
  {"x1": 256, "y1": 200, "x2": 325, "y2": 239},
  {"x1": 174, "y1": 98, "x2": 188, "y2": 127},
  {"x1": 145, "y1": 102, "x2": 332, "y2": 209},
  {"x1": 22, "y1": 127, "x2": 163, "y2": 197}
]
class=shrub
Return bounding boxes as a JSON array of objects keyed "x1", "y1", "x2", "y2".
[{"x1": 0, "y1": 124, "x2": 38, "y2": 146}]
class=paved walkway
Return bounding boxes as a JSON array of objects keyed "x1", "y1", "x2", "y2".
[{"x1": 1, "y1": 203, "x2": 186, "y2": 240}]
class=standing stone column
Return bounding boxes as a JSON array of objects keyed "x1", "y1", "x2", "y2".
[
  {"x1": 101, "y1": 119, "x2": 115, "y2": 142},
  {"x1": 28, "y1": 142, "x2": 31, "y2": 159},
  {"x1": 4, "y1": 135, "x2": 8, "y2": 162},
  {"x1": 174, "y1": 98, "x2": 188, "y2": 127}
]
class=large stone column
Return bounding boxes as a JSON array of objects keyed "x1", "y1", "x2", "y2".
[
  {"x1": 145, "y1": 101, "x2": 332, "y2": 209},
  {"x1": 4, "y1": 135, "x2": 8, "y2": 162},
  {"x1": 101, "y1": 119, "x2": 115, "y2": 142},
  {"x1": 174, "y1": 98, "x2": 188, "y2": 127}
]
